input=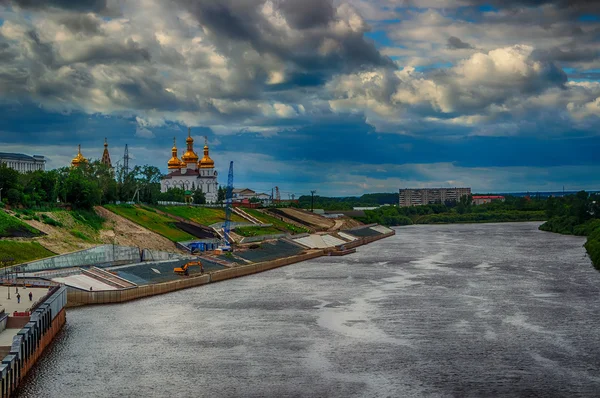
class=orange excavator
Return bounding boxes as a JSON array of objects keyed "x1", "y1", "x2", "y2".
[{"x1": 173, "y1": 261, "x2": 204, "y2": 276}]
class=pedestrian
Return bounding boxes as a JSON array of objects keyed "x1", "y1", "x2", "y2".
[
  {"x1": 89, "y1": 286, "x2": 93, "y2": 291},
  {"x1": 16, "y1": 293, "x2": 20, "y2": 304},
  {"x1": 29, "y1": 292, "x2": 33, "y2": 301}
]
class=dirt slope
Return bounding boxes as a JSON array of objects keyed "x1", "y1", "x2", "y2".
[{"x1": 95, "y1": 206, "x2": 182, "y2": 252}]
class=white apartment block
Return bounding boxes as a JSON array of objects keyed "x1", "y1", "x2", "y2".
[{"x1": 0, "y1": 152, "x2": 46, "y2": 173}]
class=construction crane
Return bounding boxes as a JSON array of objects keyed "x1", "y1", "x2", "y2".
[{"x1": 222, "y1": 161, "x2": 234, "y2": 251}]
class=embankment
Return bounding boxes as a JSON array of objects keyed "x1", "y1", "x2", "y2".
[
  {"x1": 66, "y1": 229, "x2": 395, "y2": 307},
  {"x1": 1, "y1": 286, "x2": 67, "y2": 398},
  {"x1": 540, "y1": 218, "x2": 600, "y2": 269}
]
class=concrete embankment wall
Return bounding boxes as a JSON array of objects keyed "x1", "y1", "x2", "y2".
[
  {"x1": 0, "y1": 286, "x2": 67, "y2": 398},
  {"x1": 18, "y1": 245, "x2": 141, "y2": 272},
  {"x1": 66, "y1": 251, "x2": 324, "y2": 307},
  {"x1": 64, "y1": 229, "x2": 395, "y2": 308}
]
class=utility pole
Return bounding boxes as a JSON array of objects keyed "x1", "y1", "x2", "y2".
[{"x1": 310, "y1": 190, "x2": 316, "y2": 212}]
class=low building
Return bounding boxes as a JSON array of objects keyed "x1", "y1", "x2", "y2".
[
  {"x1": 472, "y1": 195, "x2": 505, "y2": 205},
  {"x1": 399, "y1": 187, "x2": 471, "y2": 207},
  {"x1": 0, "y1": 152, "x2": 46, "y2": 173},
  {"x1": 232, "y1": 188, "x2": 256, "y2": 202}
]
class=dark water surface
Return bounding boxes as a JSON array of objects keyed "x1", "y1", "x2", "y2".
[{"x1": 17, "y1": 223, "x2": 600, "y2": 397}]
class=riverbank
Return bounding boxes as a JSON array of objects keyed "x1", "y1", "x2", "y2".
[
  {"x1": 540, "y1": 218, "x2": 600, "y2": 269},
  {"x1": 66, "y1": 229, "x2": 395, "y2": 307},
  {"x1": 0, "y1": 285, "x2": 67, "y2": 398},
  {"x1": 16, "y1": 222, "x2": 599, "y2": 397}
]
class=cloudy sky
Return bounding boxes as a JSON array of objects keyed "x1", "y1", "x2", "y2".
[{"x1": 0, "y1": 0, "x2": 599, "y2": 196}]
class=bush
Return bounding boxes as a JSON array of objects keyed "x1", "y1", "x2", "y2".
[
  {"x1": 70, "y1": 229, "x2": 91, "y2": 241},
  {"x1": 72, "y1": 209, "x2": 105, "y2": 231},
  {"x1": 41, "y1": 214, "x2": 63, "y2": 227}
]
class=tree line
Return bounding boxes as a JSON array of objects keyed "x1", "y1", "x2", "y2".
[
  {"x1": 539, "y1": 191, "x2": 600, "y2": 269},
  {"x1": 358, "y1": 195, "x2": 547, "y2": 226},
  {"x1": 0, "y1": 163, "x2": 227, "y2": 210}
]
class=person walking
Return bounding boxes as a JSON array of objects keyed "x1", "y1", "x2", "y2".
[
  {"x1": 16, "y1": 293, "x2": 20, "y2": 304},
  {"x1": 29, "y1": 291, "x2": 33, "y2": 301}
]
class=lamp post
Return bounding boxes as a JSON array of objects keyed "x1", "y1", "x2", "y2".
[{"x1": 310, "y1": 190, "x2": 316, "y2": 213}]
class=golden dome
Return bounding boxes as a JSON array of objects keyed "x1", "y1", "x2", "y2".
[
  {"x1": 198, "y1": 136, "x2": 215, "y2": 169},
  {"x1": 181, "y1": 127, "x2": 199, "y2": 164},
  {"x1": 167, "y1": 137, "x2": 183, "y2": 170},
  {"x1": 71, "y1": 144, "x2": 88, "y2": 167}
]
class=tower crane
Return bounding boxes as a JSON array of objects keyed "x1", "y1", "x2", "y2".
[{"x1": 222, "y1": 161, "x2": 234, "y2": 251}]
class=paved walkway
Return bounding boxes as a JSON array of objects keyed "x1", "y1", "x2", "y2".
[{"x1": 0, "y1": 287, "x2": 50, "y2": 314}]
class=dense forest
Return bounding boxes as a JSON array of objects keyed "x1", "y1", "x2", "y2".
[
  {"x1": 357, "y1": 195, "x2": 546, "y2": 226},
  {"x1": 539, "y1": 191, "x2": 600, "y2": 269},
  {"x1": 297, "y1": 193, "x2": 399, "y2": 210},
  {"x1": 0, "y1": 163, "x2": 226, "y2": 210}
]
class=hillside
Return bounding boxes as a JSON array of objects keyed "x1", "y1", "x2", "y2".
[
  {"x1": 104, "y1": 204, "x2": 195, "y2": 242},
  {"x1": 0, "y1": 210, "x2": 43, "y2": 238},
  {"x1": 156, "y1": 205, "x2": 245, "y2": 226},
  {"x1": 0, "y1": 241, "x2": 56, "y2": 265}
]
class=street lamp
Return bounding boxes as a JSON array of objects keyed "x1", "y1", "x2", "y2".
[{"x1": 310, "y1": 190, "x2": 316, "y2": 213}]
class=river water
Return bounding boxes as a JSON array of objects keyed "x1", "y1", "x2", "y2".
[{"x1": 16, "y1": 222, "x2": 600, "y2": 397}]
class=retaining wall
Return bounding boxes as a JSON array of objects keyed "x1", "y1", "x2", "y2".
[
  {"x1": 65, "y1": 228, "x2": 395, "y2": 308},
  {"x1": 0, "y1": 286, "x2": 67, "y2": 398},
  {"x1": 17, "y1": 245, "x2": 141, "y2": 272}
]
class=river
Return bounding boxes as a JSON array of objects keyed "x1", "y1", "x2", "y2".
[{"x1": 16, "y1": 222, "x2": 600, "y2": 397}]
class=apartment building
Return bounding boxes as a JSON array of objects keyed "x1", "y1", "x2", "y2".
[{"x1": 399, "y1": 187, "x2": 472, "y2": 207}]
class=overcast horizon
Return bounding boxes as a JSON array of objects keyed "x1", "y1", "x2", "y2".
[{"x1": 0, "y1": 0, "x2": 599, "y2": 196}]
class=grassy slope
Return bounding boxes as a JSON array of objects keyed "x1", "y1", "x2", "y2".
[
  {"x1": 0, "y1": 210, "x2": 42, "y2": 238},
  {"x1": 156, "y1": 206, "x2": 245, "y2": 226},
  {"x1": 243, "y1": 208, "x2": 310, "y2": 234},
  {"x1": 0, "y1": 241, "x2": 56, "y2": 264},
  {"x1": 235, "y1": 225, "x2": 283, "y2": 237},
  {"x1": 105, "y1": 205, "x2": 194, "y2": 242}
]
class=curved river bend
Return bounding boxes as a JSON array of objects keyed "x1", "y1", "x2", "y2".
[{"x1": 17, "y1": 222, "x2": 600, "y2": 397}]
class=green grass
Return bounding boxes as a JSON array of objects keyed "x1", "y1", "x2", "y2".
[
  {"x1": 156, "y1": 206, "x2": 245, "y2": 225},
  {"x1": 41, "y1": 214, "x2": 63, "y2": 227},
  {"x1": 234, "y1": 225, "x2": 284, "y2": 237},
  {"x1": 72, "y1": 209, "x2": 105, "y2": 231},
  {"x1": 70, "y1": 229, "x2": 92, "y2": 242},
  {"x1": 0, "y1": 211, "x2": 42, "y2": 238},
  {"x1": 243, "y1": 208, "x2": 309, "y2": 234},
  {"x1": 105, "y1": 204, "x2": 195, "y2": 242},
  {"x1": 0, "y1": 241, "x2": 55, "y2": 265}
]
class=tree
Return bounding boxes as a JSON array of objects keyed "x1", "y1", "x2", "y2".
[
  {"x1": 0, "y1": 164, "x2": 20, "y2": 194},
  {"x1": 456, "y1": 194, "x2": 473, "y2": 214},
  {"x1": 217, "y1": 185, "x2": 226, "y2": 203},
  {"x1": 6, "y1": 188, "x2": 22, "y2": 206},
  {"x1": 62, "y1": 167, "x2": 102, "y2": 209},
  {"x1": 193, "y1": 189, "x2": 206, "y2": 205}
]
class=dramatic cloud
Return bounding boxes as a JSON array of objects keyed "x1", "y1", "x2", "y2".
[
  {"x1": 0, "y1": 0, "x2": 598, "y2": 193},
  {"x1": 447, "y1": 36, "x2": 474, "y2": 50}
]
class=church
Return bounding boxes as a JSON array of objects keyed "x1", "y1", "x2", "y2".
[{"x1": 160, "y1": 128, "x2": 218, "y2": 203}]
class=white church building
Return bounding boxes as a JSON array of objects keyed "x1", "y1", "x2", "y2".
[{"x1": 160, "y1": 128, "x2": 218, "y2": 203}]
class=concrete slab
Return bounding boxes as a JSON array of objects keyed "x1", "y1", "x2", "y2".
[
  {"x1": 52, "y1": 275, "x2": 117, "y2": 291},
  {"x1": 0, "y1": 329, "x2": 20, "y2": 346},
  {"x1": 293, "y1": 235, "x2": 329, "y2": 249},
  {"x1": 0, "y1": 287, "x2": 50, "y2": 314},
  {"x1": 338, "y1": 232, "x2": 358, "y2": 242},
  {"x1": 370, "y1": 225, "x2": 392, "y2": 234},
  {"x1": 322, "y1": 234, "x2": 347, "y2": 247}
]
